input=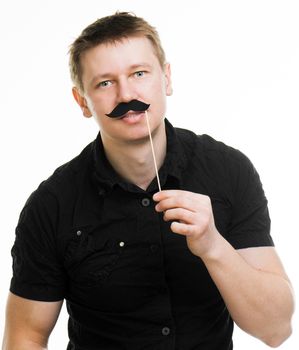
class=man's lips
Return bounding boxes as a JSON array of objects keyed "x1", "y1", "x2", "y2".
[
  {"x1": 120, "y1": 111, "x2": 146, "y2": 124},
  {"x1": 122, "y1": 110, "x2": 145, "y2": 118}
]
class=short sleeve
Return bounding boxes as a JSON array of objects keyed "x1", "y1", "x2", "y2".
[
  {"x1": 10, "y1": 185, "x2": 66, "y2": 301},
  {"x1": 226, "y1": 149, "x2": 274, "y2": 249}
]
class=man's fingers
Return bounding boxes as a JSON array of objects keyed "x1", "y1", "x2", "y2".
[
  {"x1": 153, "y1": 190, "x2": 182, "y2": 201},
  {"x1": 170, "y1": 221, "x2": 197, "y2": 236},
  {"x1": 163, "y1": 208, "x2": 195, "y2": 224},
  {"x1": 155, "y1": 194, "x2": 197, "y2": 213}
]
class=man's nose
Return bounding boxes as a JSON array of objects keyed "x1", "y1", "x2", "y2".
[{"x1": 116, "y1": 78, "x2": 137, "y2": 102}]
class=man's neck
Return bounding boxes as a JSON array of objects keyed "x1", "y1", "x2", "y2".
[{"x1": 101, "y1": 123, "x2": 167, "y2": 191}]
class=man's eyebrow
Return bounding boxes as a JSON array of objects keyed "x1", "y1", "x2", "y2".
[
  {"x1": 90, "y1": 63, "x2": 152, "y2": 85},
  {"x1": 90, "y1": 73, "x2": 112, "y2": 85},
  {"x1": 129, "y1": 63, "x2": 152, "y2": 70}
]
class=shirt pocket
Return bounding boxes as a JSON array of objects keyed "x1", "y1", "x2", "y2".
[{"x1": 64, "y1": 226, "x2": 125, "y2": 287}]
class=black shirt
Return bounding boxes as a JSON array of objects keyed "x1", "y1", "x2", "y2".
[{"x1": 10, "y1": 119, "x2": 273, "y2": 349}]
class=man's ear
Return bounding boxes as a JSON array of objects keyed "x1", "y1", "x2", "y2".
[
  {"x1": 164, "y1": 63, "x2": 173, "y2": 96},
  {"x1": 72, "y1": 87, "x2": 93, "y2": 118}
]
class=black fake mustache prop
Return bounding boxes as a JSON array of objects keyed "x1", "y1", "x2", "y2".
[{"x1": 106, "y1": 99, "x2": 150, "y2": 118}]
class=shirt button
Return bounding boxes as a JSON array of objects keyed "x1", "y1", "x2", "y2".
[
  {"x1": 162, "y1": 327, "x2": 170, "y2": 336},
  {"x1": 76, "y1": 230, "x2": 82, "y2": 236},
  {"x1": 98, "y1": 189, "x2": 106, "y2": 196},
  {"x1": 141, "y1": 198, "x2": 151, "y2": 207},
  {"x1": 150, "y1": 244, "x2": 159, "y2": 253}
]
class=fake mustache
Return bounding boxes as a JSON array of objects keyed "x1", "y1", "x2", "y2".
[{"x1": 106, "y1": 99, "x2": 150, "y2": 118}]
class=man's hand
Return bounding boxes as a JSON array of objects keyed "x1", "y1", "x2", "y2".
[
  {"x1": 153, "y1": 190, "x2": 220, "y2": 259},
  {"x1": 154, "y1": 190, "x2": 294, "y2": 347}
]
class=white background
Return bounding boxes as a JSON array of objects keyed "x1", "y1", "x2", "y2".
[{"x1": 0, "y1": 0, "x2": 298, "y2": 348}]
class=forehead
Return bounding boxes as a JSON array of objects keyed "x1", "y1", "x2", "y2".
[{"x1": 81, "y1": 36, "x2": 160, "y2": 81}]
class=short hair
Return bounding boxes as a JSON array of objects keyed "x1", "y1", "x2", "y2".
[{"x1": 69, "y1": 12, "x2": 166, "y2": 92}]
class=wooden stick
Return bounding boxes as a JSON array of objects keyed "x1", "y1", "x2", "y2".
[{"x1": 145, "y1": 111, "x2": 162, "y2": 192}]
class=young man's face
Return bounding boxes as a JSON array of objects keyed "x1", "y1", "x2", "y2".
[{"x1": 73, "y1": 36, "x2": 172, "y2": 145}]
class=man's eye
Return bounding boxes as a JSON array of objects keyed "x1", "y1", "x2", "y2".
[
  {"x1": 97, "y1": 80, "x2": 111, "y2": 88},
  {"x1": 135, "y1": 71, "x2": 146, "y2": 77}
]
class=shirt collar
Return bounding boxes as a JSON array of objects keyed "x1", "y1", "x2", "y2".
[{"x1": 91, "y1": 118, "x2": 191, "y2": 193}]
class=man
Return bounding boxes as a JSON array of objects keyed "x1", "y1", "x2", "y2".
[{"x1": 2, "y1": 12, "x2": 294, "y2": 350}]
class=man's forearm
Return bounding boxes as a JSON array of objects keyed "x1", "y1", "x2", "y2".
[{"x1": 201, "y1": 236, "x2": 294, "y2": 347}]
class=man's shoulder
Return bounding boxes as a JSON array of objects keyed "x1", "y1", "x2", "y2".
[
  {"x1": 174, "y1": 126, "x2": 233, "y2": 156},
  {"x1": 37, "y1": 139, "x2": 95, "y2": 197},
  {"x1": 174, "y1": 126, "x2": 251, "y2": 171}
]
